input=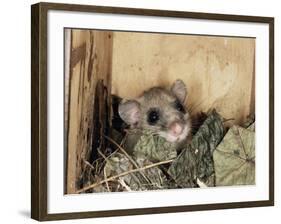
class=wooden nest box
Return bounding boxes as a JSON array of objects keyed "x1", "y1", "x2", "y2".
[{"x1": 64, "y1": 29, "x2": 255, "y2": 194}]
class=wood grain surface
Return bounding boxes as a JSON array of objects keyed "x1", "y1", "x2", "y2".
[
  {"x1": 111, "y1": 32, "x2": 255, "y2": 125},
  {"x1": 66, "y1": 29, "x2": 113, "y2": 194}
]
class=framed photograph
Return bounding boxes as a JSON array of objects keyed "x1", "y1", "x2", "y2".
[{"x1": 31, "y1": 2, "x2": 274, "y2": 221}]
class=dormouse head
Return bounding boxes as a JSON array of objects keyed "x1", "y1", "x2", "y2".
[{"x1": 118, "y1": 79, "x2": 191, "y2": 143}]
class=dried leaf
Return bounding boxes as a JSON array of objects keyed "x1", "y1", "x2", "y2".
[
  {"x1": 168, "y1": 110, "x2": 224, "y2": 187},
  {"x1": 247, "y1": 122, "x2": 255, "y2": 132},
  {"x1": 133, "y1": 130, "x2": 177, "y2": 162},
  {"x1": 213, "y1": 125, "x2": 255, "y2": 186},
  {"x1": 124, "y1": 129, "x2": 177, "y2": 162}
]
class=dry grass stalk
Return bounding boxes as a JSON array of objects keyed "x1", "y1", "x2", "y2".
[
  {"x1": 76, "y1": 159, "x2": 173, "y2": 193},
  {"x1": 103, "y1": 134, "x2": 152, "y2": 184}
]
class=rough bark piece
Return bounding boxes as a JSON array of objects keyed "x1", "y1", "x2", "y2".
[{"x1": 66, "y1": 30, "x2": 113, "y2": 194}]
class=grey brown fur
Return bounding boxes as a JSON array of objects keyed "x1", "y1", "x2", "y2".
[{"x1": 119, "y1": 80, "x2": 192, "y2": 150}]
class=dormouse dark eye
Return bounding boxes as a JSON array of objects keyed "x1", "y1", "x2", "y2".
[
  {"x1": 147, "y1": 109, "x2": 160, "y2": 125},
  {"x1": 174, "y1": 100, "x2": 185, "y2": 113}
]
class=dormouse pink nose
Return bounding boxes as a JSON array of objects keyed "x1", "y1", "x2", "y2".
[{"x1": 169, "y1": 122, "x2": 183, "y2": 137}]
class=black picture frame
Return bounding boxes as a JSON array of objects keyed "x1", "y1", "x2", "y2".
[{"x1": 31, "y1": 2, "x2": 274, "y2": 221}]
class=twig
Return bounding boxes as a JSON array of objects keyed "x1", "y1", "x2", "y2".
[
  {"x1": 97, "y1": 147, "x2": 108, "y2": 161},
  {"x1": 76, "y1": 159, "x2": 173, "y2": 193},
  {"x1": 118, "y1": 178, "x2": 132, "y2": 191},
  {"x1": 104, "y1": 135, "x2": 137, "y2": 167},
  {"x1": 83, "y1": 159, "x2": 95, "y2": 170},
  {"x1": 103, "y1": 169, "x2": 110, "y2": 192},
  {"x1": 103, "y1": 134, "x2": 152, "y2": 184}
]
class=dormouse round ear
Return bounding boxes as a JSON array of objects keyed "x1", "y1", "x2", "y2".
[
  {"x1": 118, "y1": 100, "x2": 141, "y2": 126},
  {"x1": 171, "y1": 79, "x2": 187, "y2": 103}
]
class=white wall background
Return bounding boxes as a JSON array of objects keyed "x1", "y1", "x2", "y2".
[{"x1": 0, "y1": 0, "x2": 279, "y2": 223}]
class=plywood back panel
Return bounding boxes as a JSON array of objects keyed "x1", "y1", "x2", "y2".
[{"x1": 111, "y1": 32, "x2": 255, "y2": 125}]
